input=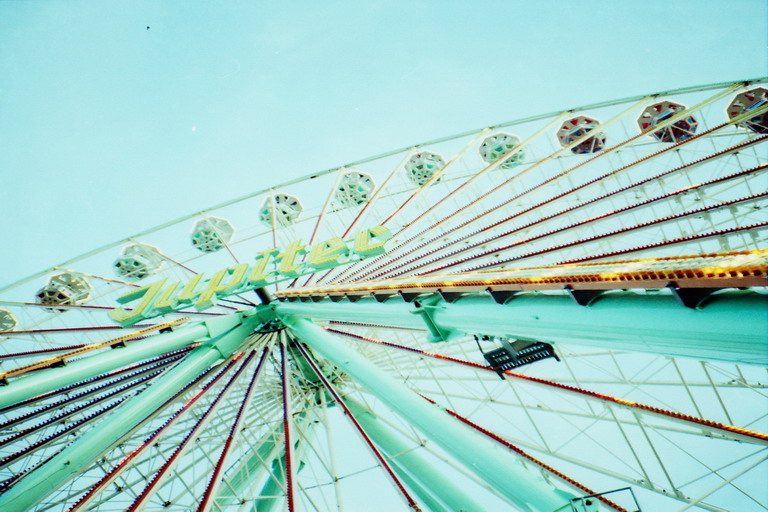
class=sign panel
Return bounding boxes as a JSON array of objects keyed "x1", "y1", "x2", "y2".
[{"x1": 110, "y1": 225, "x2": 391, "y2": 326}]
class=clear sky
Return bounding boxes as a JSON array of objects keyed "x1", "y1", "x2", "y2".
[{"x1": 0, "y1": 0, "x2": 766, "y2": 285}]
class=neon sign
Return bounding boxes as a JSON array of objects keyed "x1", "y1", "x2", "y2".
[{"x1": 109, "y1": 226, "x2": 391, "y2": 326}]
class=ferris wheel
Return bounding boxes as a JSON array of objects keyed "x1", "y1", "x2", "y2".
[{"x1": 0, "y1": 79, "x2": 766, "y2": 512}]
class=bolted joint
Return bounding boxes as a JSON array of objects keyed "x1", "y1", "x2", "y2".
[{"x1": 411, "y1": 299, "x2": 459, "y2": 342}]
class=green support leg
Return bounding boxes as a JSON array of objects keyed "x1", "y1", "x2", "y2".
[
  {"x1": 254, "y1": 454, "x2": 288, "y2": 512},
  {"x1": 276, "y1": 291, "x2": 768, "y2": 365},
  {"x1": 282, "y1": 315, "x2": 573, "y2": 512},
  {"x1": 0, "y1": 313, "x2": 247, "y2": 409},
  {"x1": 0, "y1": 311, "x2": 261, "y2": 512},
  {"x1": 254, "y1": 414, "x2": 314, "y2": 512},
  {"x1": 387, "y1": 460, "x2": 451, "y2": 512},
  {"x1": 216, "y1": 425, "x2": 283, "y2": 506},
  {"x1": 346, "y1": 397, "x2": 486, "y2": 512}
]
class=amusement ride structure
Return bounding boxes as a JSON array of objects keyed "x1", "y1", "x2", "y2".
[{"x1": 0, "y1": 79, "x2": 766, "y2": 512}]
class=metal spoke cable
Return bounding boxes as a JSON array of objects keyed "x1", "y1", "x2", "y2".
[
  {"x1": 418, "y1": 392, "x2": 628, "y2": 512},
  {"x1": 559, "y1": 221, "x2": 768, "y2": 264},
  {"x1": 335, "y1": 96, "x2": 759, "y2": 284},
  {"x1": 368, "y1": 146, "x2": 767, "y2": 280},
  {"x1": 292, "y1": 338, "x2": 423, "y2": 511},
  {"x1": 0, "y1": 367, "x2": 172, "y2": 447},
  {"x1": 431, "y1": 192, "x2": 767, "y2": 274},
  {"x1": 65, "y1": 358, "x2": 240, "y2": 511},
  {"x1": 377, "y1": 163, "x2": 766, "y2": 278},
  {"x1": 0, "y1": 346, "x2": 193, "y2": 416},
  {"x1": 332, "y1": 96, "x2": 662, "y2": 284},
  {"x1": 326, "y1": 329, "x2": 768, "y2": 444},
  {"x1": 0, "y1": 398, "x2": 126, "y2": 471},
  {"x1": 123, "y1": 352, "x2": 256, "y2": 512},
  {"x1": 196, "y1": 346, "x2": 271, "y2": 512},
  {"x1": 279, "y1": 335, "x2": 297, "y2": 512}
]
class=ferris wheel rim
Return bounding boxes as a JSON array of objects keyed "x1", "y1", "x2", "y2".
[{"x1": 2, "y1": 76, "x2": 766, "y2": 293}]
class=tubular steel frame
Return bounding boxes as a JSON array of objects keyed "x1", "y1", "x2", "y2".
[{"x1": 0, "y1": 79, "x2": 766, "y2": 512}]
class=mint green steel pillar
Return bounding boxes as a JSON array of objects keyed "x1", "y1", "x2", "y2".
[
  {"x1": 276, "y1": 290, "x2": 768, "y2": 365},
  {"x1": 282, "y1": 315, "x2": 574, "y2": 512},
  {"x1": 0, "y1": 311, "x2": 261, "y2": 512},
  {"x1": 0, "y1": 314, "x2": 244, "y2": 409},
  {"x1": 387, "y1": 461, "x2": 451, "y2": 512},
  {"x1": 254, "y1": 454, "x2": 287, "y2": 512},
  {"x1": 216, "y1": 426, "x2": 283, "y2": 507},
  {"x1": 346, "y1": 397, "x2": 487, "y2": 512},
  {"x1": 431, "y1": 293, "x2": 768, "y2": 366},
  {"x1": 254, "y1": 413, "x2": 313, "y2": 512}
]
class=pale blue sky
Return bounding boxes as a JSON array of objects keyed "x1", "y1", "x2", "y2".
[{"x1": 0, "y1": 0, "x2": 766, "y2": 284}]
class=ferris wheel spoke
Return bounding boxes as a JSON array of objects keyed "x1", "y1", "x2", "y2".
[
  {"x1": 289, "y1": 169, "x2": 347, "y2": 290},
  {"x1": 339, "y1": 93, "x2": 756, "y2": 286},
  {"x1": 417, "y1": 392, "x2": 628, "y2": 512},
  {"x1": 49, "y1": 267, "x2": 142, "y2": 289},
  {"x1": 189, "y1": 226, "x2": 259, "y2": 310},
  {"x1": 406, "y1": 387, "x2": 727, "y2": 447},
  {"x1": 339, "y1": 344, "x2": 632, "y2": 510},
  {"x1": 335, "y1": 96, "x2": 657, "y2": 285},
  {"x1": 0, "y1": 366, "x2": 169, "y2": 450},
  {"x1": 63, "y1": 358, "x2": 236, "y2": 511},
  {"x1": 437, "y1": 192, "x2": 767, "y2": 274},
  {"x1": 0, "y1": 315, "x2": 260, "y2": 511},
  {"x1": 650, "y1": 427, "x2": 768, "y2": 509},
  {"x1": 453, "y1": 373, "x2": 758, "y2": 512},
  {"x1": 505, "y1": 432, "x2": 732, "y2": 512},
  {"x1": 342, "y1": 385, "x2": 521, "y2": 507},
  {"x1": 379, "y1": 163, "x2": 767, "y2": 278},
  {"x1": 286, "y1": 410, "x2": 338, "y2": 512},
  {"x1": 0, "y1": 356, "x2": 186, "y2": 469},
  {"x1": 0, "y1": 317, "x2": 194, "y2": 397},
  {"x1": 394, "y1": 113, "x2": 569, "y2": 239},
  {"x1": 371, "y1": 141, "x2": 767, "y2": 280},
  {"x1": 377, "y1": 129, "x2": 491, "y2": 229},
  {"x1": 196, "y1": 214, "x2": 243, "y2": 266},
  {"x1": 0, "y1": 396, "x2": 126, "y2": 473},
  {"x1": 345, "y1": 394, "x2": 492, "y2": 512},
  {"x1": 278, "y1": 334, "x2": 298, "y2": 512},
  {"x1": 293, "y1": 338, "x2": 427, "y2": 511},
  {"x1": 197, "y1": 346, "x2": 270, "y2": 512},
  {"x1": 309, "y1": 149, "x2": 419, "y2": 288},
  {"x1": 161, "y1": 422, "x2": 268, "y2": 512},
  {"x1": 337, "y1": 150, "x2": 417, "y2": 240},
  {"x1": 309, "y1": 170, "x2": 348, "y2": 248},
  {"x1": 346, "y1": 333, "x2": 768, "y2": 510},
  {"x1": 284, "y1": 316, "x2": 588, "y2": 511},
  {"x1": 327, "y1": 320, "x2": 425, "y2": 333},
  {"x1": 0, "y1": 300, "x2": 224, "y2": 326},
  {"x1": 0, "y1": 324, "x2": 156, "y2": 336},
  {"x1": 211, "y1": 421, "x2": 283, "y2": 508},
  {"x1": 0, "y1": 346, "x2": 191, "y2": 421},
  {"x1": 123, "y1": 351, "x2": 257, "y2": 512},
  {"x1": 329, "y1": 329, "x2": 768, "y2": 446},
  {"x1": 364, "y1": 356, "x2": 760, "y2": 486},
  {"x1": 0, "y1": 344, "x2": 90, "y2": 359},
  {"x1": 0, "y1": 318, "x2": 188, "y2": 353},
  {"x1": 676, "y1": 455, "x2": 768, "y2": 512},
  {"x1": 560, "y1": 222, "x2": 768, "y2": 264},
  {"x1": 313, "y1": 393, "x2": 345, "y2": 511},
  {"x1": 246, "y1": 401, "x2": 334, "y2": 512},
  {"x1": 152, "y1": 245, "x2": 255, "y2": 310},
  {"x1": 632, "y1": 417, "x2": 767, "y2": 511}
]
